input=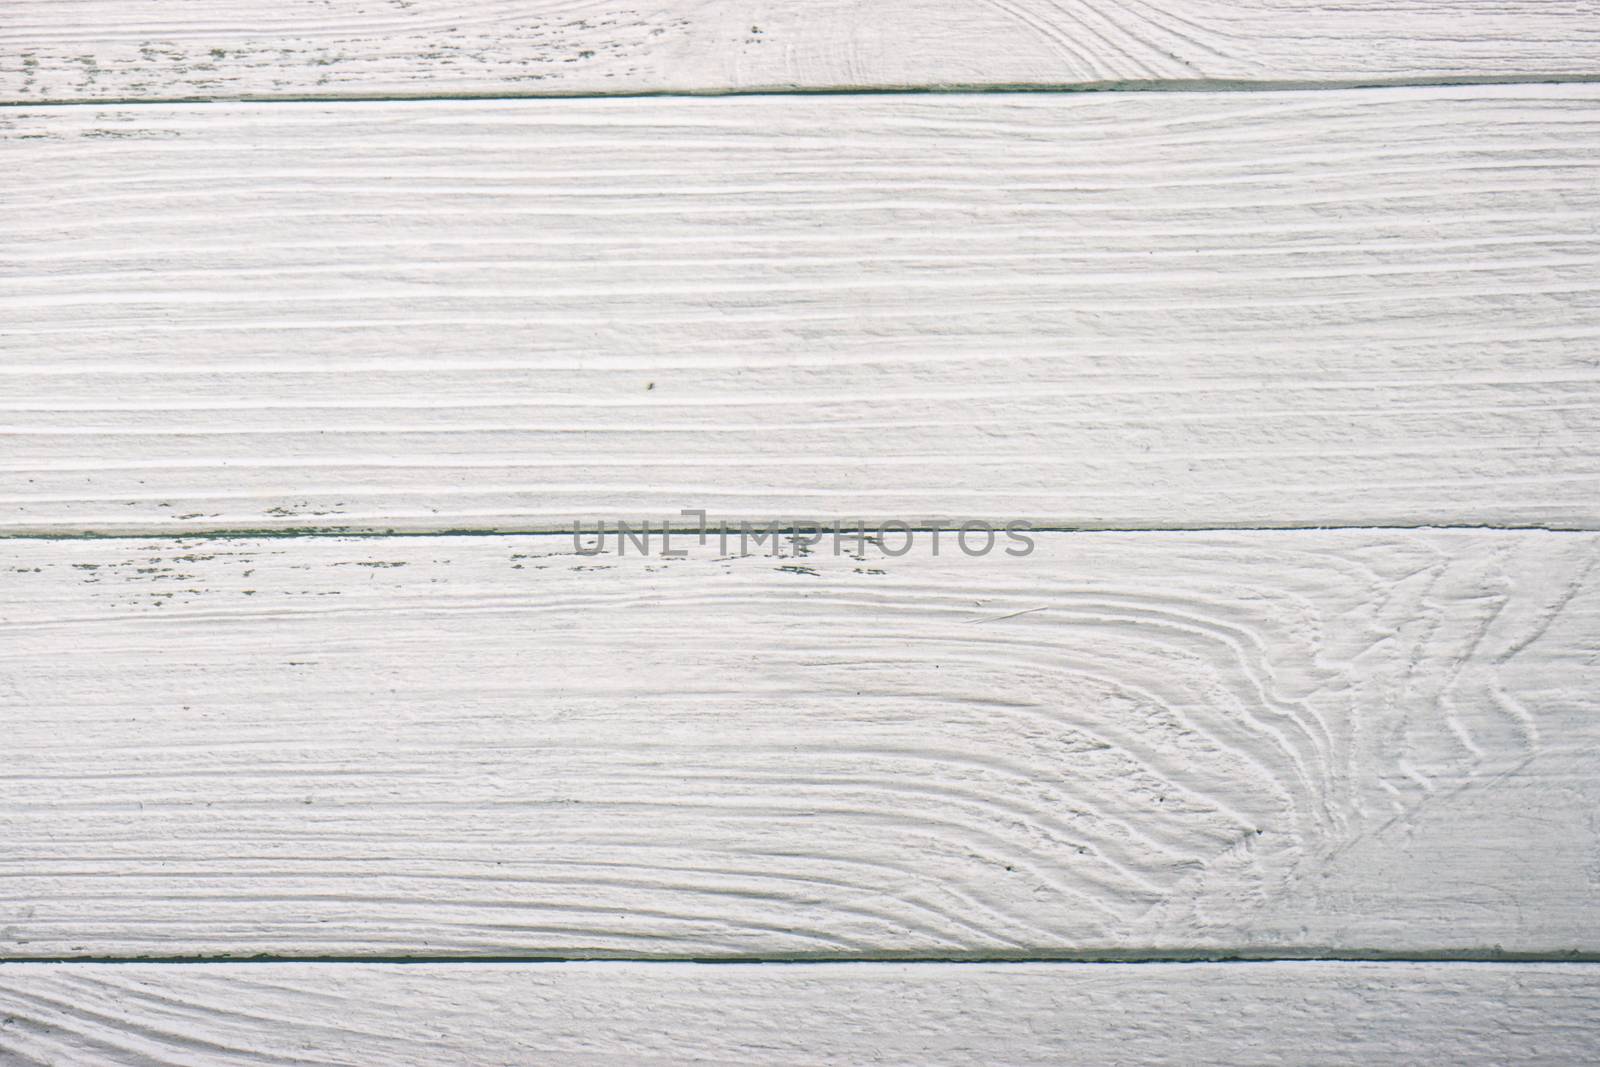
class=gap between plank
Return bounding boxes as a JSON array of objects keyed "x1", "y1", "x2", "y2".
[
  {"x1": 7, "y1": 73, "x2": 1600, "y2": 109},
  {"x1": 0, "y1": 524, "x2": 1594, "y2": 543},
  {"x1": 2, "y1": 951, "x2": 1598, "y2": 966}
]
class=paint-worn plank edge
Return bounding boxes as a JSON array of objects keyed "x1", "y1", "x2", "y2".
[
  {"x1": 1, "y1": 523, "x2": 1595, "y2": 542},
  {"x1": 8, "y1": 74, "x2": 1600, "y2": 107}
]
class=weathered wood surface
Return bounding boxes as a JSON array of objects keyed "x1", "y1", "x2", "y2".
[
  {"x1": 0, "y1": 961, "x2": 1597, "y2": 1065},
  {"x1": 1, "y1": 530, "x2": 1594, "y2": 959},
  {"x1": 3, "y1": 87, "x2": 1599, "y2": 535},
  {"x1": 5, "y1": 0, "x2": 1600, "y2": 104}
]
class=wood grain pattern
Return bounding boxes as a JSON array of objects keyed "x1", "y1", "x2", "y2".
[
  {"x1": 1, "y1": 530, "x2": 1595, "y2": 959},
  {"x1": 3, "y1": 87, "x2": 1599, "y2": 535},
  {"x1": 2, "y1": 961, "x2": 1598, "y2": 1065},
  {"x1": 5, "y1": 0, "x2": 1600, "y2": 104}
]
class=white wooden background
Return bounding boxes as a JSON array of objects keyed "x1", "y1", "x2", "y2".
[{"x1": 3, "y1": 2, "x2": 1600, "y2": 1063}]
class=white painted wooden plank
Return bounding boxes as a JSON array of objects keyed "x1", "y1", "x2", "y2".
[
  {"x1": 5, "y1": 0, "x2": 1600, "y2": 104},
  {"x1": 0, "y1": 962, "x2": 1597, "y2": 1065},
  {"x1": 3, "y1": 87, "x2": 1599, "y2": 535},
  {"x1": 1, "y1": 530, "x2": 1594, "y2": 958}
]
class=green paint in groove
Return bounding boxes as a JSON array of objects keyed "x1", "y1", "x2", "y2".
[{"x1": 5, "y1": 73, "x2": 1600, "y2": 109}]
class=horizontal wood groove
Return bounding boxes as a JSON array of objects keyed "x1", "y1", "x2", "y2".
[
  {"x1": 1, "y1": 524, "x2": 1597, "y2": 543},
  {"x1": 9, "y1": 75, "x2": 1600, "y2": 108},
  {"x1": 3, "y1": 952, "x2": 1599, "y2": 966}
]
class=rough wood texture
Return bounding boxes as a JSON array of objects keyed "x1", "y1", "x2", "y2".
[
  {"x1": 4, "y1": 86, "x2": 1599, "y2": 535},
  {"x1": 1, "y1": 530, "x2": 1595, "y2": 958},
  {"x1": 0, "y1": 962, "x2": 1598, "y2": 1065},
  {"x1": 4, "y1": 0, "x2": 1600, "y2": 103}
]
